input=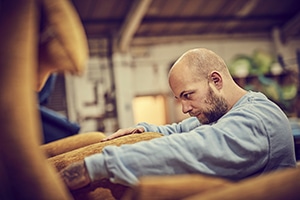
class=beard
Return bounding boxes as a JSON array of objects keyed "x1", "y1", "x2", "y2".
[{"x1": 200, "y1": 86, "x2": 229, "y2": 124}]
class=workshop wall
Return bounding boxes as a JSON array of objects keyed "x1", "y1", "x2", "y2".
[{"x1": 64, "y1": 37, "x2": 300, "y2": 133}]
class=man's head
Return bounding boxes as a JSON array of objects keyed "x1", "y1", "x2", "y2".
[{"x1": 168, "y1": 48, "x2": 243, "y2": 124}]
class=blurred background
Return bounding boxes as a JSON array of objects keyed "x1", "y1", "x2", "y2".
[{"x1": 41, "y1": 0, "x2": 300, "y2": 143}]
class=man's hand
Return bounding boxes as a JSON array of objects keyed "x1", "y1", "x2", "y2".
[
  {"x1": 101, "y1": 127, "x2": 145, "y2": 142},
  {"x1": 60, "y1": 160, "x2": 91, "y2": 190}
]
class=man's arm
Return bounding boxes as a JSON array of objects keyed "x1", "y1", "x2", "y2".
[
  {"x1": 60, "y1": 160, "x2": 91, "y2": 190},
  {"x1": 101, "y1": 117, "x2": 200, "y2": 141},
  {"x1": 137, "y1": 117, "x2": 200, "y2": 136}
]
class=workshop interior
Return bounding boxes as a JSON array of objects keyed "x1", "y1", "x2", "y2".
[
  {"x1": 42, "y1": 0, "x2": 300, "y2": 158},
  {"x1": 0, "y1": 0, "x2": 300, "y2": 199}
]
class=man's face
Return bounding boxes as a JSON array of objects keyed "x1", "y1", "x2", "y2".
[
  {"x1": 169, "y1": 68, "x2": 228, "y2": 124},
  {"x1": 198, "y1": 85, "x2": 229, "y2": 124}
]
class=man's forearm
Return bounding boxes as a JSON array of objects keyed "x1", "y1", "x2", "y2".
[{"x1": 60, "y1": 160, "x2": 91, "y2": 190}]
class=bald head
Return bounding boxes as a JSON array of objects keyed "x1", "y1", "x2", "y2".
[
  {"x1": 169, "y1": 48, "x2": 231, "y2": 81},
  {"x1": 168, "y1": 48, "x2": 247, "y2": 114}
]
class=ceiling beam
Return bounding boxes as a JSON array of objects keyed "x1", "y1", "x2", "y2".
[
  {"x1": 82, "y1": 15, "x2": 289, "y2": 25},
  {"x1": 117, "y1": 0, "x2": 152, "y2": 53},
  {"x1": 140, "y1": 16, "x2": 286, "y2": 24},
  {"x1": 282, "y1": 11, "x2": 300, "y2": 40},
  {"x1": 132, "y1": 33, "x2": 270, "y2": 46},
  {"x1": 225, "y1": 0, "x2": 260, "y2": 30}
]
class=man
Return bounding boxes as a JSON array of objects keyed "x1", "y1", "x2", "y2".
[{"x1": 61, "y1": 48, "x2": 296, "y2": 190}]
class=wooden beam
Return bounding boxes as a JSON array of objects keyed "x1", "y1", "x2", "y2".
[
  {"x1": 224, "y1": 0, "x2": 260, "y2": 30},
  {"x1": 132, "y1": 33, "x2": 270, "y2": 46},
  {"x1": 117, "y1": 0, "x2": 152, "y2": 53},
  {"x1": 282, "y1": 11, "x2": 300, "y2": 39}
]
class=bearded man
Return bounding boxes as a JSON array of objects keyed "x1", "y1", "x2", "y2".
[{"x1": 60, "y1": 48, "x2": 296, "y2": 190}]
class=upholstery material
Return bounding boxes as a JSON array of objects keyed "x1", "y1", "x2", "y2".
[
  {"x1": 48, "y1": 132, "x2": 163, "y2": 171},
  {"x1": 45, "y1": 132, "x2": 162, "y2": 200},
  {"x1": 41, "y1": 131, "x2": 107, "y2": 158},
  {"x1": 0, "y1": 0, "x2": 88, "y2": 199},
  {"x1": 38, "y1": 0, "x2": 88, "y2": 91}
]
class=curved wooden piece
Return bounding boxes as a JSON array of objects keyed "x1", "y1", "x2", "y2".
[
  {"x1": 186, "y1": 168, "x2": 300, "y2": 200},
  {"x1": 41, "y1": 132, "x2": 107, "y2": 158},
  {"x1": 0, "y1": 0, "x2": 88, "y2": 199},
  {"x1": 48, "y1": 132, "x2": 162, "y2": 200},
  {"x1": 122, "y1": 174, "x2": 232, "y2": 200},
  {"x1": 49, "y1": 132, "x2": 162, "y2": 171},
  {"x1": 38, "y1": 0, "x2": 88, "y2": 90},
  {"x1": 0, "y1": 1, "x2": 72, "y2": 199}
]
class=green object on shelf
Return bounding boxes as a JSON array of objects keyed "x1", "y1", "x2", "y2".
[
  {"x1": 252, "y1": 49, "x2": 275, "y2": 75},
  {"x1": 259, "y1": 75, "x2": 280, "y2": 101},
  {"x1": 229, "y1": 55, "x2": 252, "y2": 78},
  {"x1": 258, "y1": 75, "x2": 298, "y2": 112},
  {"x1": 281, "y1": 84, "x2": 297, "y2": 100}
]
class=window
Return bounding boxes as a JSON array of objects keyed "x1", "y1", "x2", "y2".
[{"x1": 132, "y1": 95, "x2": 167, "y2": 125}]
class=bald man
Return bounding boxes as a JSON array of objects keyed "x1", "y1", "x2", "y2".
[{"x1": 61, "y1": 48, "x2": 296, "y2": 190}]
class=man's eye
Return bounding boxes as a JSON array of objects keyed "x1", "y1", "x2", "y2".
[{"x1": 183, "y1": 93, "x2": 191, "y2": 99}]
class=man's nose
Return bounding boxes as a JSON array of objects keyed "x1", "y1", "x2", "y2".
[{"x1": 181, "y1": 101, "x2": 192, "y2": 114}]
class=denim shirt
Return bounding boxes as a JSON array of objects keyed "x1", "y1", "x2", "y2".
[{"x1": 85, "y1": 91, "x2": 296, "y2": 186}]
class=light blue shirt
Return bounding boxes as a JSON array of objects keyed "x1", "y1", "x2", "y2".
[{"x1": 85, "y1": 91, "x2": 296, "y2": 186}]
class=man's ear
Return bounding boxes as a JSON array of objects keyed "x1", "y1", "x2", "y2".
[{"x1": 209, "y1": 71, "x2": 223, "y2": 90}]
